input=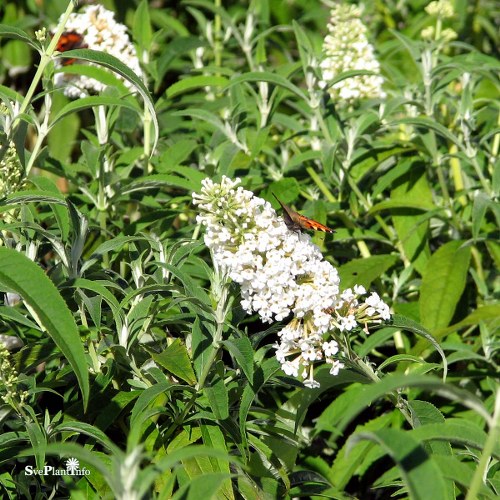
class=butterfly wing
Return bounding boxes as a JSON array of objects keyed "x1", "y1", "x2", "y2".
[
  {"x1": 272, "y1": 194, "x2": 335, "y2": 233},
  {"x1": 296, "y1": 214, "x2": 335, "y2": 233},
  {"x1": 55, "y1": 32, "x2": 88, "y2": 66}
]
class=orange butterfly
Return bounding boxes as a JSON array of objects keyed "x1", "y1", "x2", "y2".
[
  {"x1": 54, "y1": 31, "x2": 87, "y2": 66},
  {"x1": 273, "y1": 194, "x2": 335, "y2": 234}
]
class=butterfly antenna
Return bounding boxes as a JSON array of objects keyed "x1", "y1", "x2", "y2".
[{"x1": 272, "y1": 193, "x2": 283, "y2": 207}]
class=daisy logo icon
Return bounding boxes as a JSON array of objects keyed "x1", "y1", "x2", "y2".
[{"x1": 65, "y1": 458, "x2": 80, "y2": 474}]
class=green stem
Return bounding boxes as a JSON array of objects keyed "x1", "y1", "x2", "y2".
[
  {"x1": 98, "y1": 209, "x2": 109, "y2": 268},
  {"x1": 25, "y1": 92, "x2": 53, "y2": 175},
  {"x1": 15, "y1": 1, "x2": 75, "y2": 124},
  {"x1": 143, "y1": 102, "x2": 152, "y2": 172},
  {"x1": 214, "y1": 0, "x2": 222, "y2": 73},
  {"x1": 163, "y1": 269, "x2": 230, "y2": 441},
  {"x1": 20, "y1": 2, "x2": 75, "y2": 174},
  {"x1": 351, "y1": 353, "x2": 413, "y2": 425},
  {"x1": 466, "y1": 387, "x2": 500, "y2": 500}
]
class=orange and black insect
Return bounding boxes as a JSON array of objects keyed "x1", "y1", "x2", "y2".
[
  {"x1": 273, "y1": 194, "x2": 335, "y2": 234},
  {"x1": 54, "y1": 31, "x2": 88, "y2": 66}
]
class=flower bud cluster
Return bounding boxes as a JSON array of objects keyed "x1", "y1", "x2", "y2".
[
  {"x1": 0, "y1": 343, "x2": 28, "y2": 407},
  {"x1": 0, "y1": 141, "x2": 23, "y2": 198}
]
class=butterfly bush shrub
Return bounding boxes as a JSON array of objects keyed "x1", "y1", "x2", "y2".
[
  {"x1": 193, "y1": 176, "x2": 391, "y2": 388},
  {"x1": 0, "y1": 0, "x2": 498, "y2": 498}
]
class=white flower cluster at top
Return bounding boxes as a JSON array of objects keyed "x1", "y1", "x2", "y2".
[
  {"x1": 54, "y1": 5, "x2": 143, "y2": 98},
  {"x1": 193, "y1": 177, "x2": 391, "y2": 388},
  {"x1": 319, "y1": 4, "x2": 385, "y2": 102}
]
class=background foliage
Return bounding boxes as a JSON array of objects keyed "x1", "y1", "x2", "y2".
[{"x1": 0, "y1": 0, "x2": 498, "y2": 498}]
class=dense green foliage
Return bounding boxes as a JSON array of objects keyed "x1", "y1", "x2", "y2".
[{"x1": 0, "y1": 0, "x2": 498, "y2": 498}]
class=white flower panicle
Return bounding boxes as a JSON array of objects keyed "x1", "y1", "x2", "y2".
[
  {"x1": 319, "y1": 4, "x2": 385, "y2": 102},
  {"x1": 193, "y1": 177, "x2": 391, "y2": 388},
  {"x1": 54, "y1": 5, "x2": 143, "y2": 98},
  {"x1": 193, "y1": 177, "x2": 340, "y2": 324}
]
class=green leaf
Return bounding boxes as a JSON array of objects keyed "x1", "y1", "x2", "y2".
[
  {"x1": 238, "y1": 358, "x2": 281, "y2": 453},
  {"x1": 25, "y1": 418, "x2": 46, "y2": 470},
  {"x1": 408, "y1": 400, "x2": 454, "y2": 496},
  {"x1": 419, "y1": 241, "x2": 471, "y2": 332},
  {"x1": 368, "y1": 200, "x2": 436, "y2": 213},
  {"x1": 0, "y1": 24, "x2": 36, "y2": 48},
  {"x1": 53, "y1": 421, "x2": 121, "y2": 455},
  {"x1": 387, "y1": 314, "x2": 448, "y2": 380},
  {"x1": 129, "y1": 382, "x2": 194, "y2": 448},
  {"x1": 172, "y1": 472, "x2": 233, "y2": 500},
  {"x1": 94, "y1": 391, "x2": 140, "y2": 431},
  {"x1": 409, "y1": 400, "x2": 445, "y2": 426},
  {"x1": 2, "y1": 190, "x2": 66, "y2": 207},
  {"x1": 199, "y1": 425, "x2": 234, "y2": 498},
  {"x1": 0, "y1": 248, "x2": 89, "y2": 409},
  {"x1": 152, "y1": 339, "x2": 197, "y2": 385},
  {"x1": 472, "y1": 192, "x2": 489, "y2": 240},
  {"x1": 378, "y1": 354, "x2": 427, "y2": 372},
  {"x1": 348, "y1": 428, "x2": 446, "y2": 500},
  {"x1": 50, "y1": 96, "x2": 141, "y2": 129},
  {"x1": 225, "y1": 71, "x2": 308, "y2": 100},
  {"x1": 135, "y1": 446, "x2": 234, "y2": 500},
  {"x1": 0, "y1": 305, "x2": 39, "y2": 330},
  {"x1": 388, "y1": 161, "x2": 433, "y2": 274},
  {"x1": 280, "y1": 369, "x2": 369, "y2": 435},
  {"x1": 56, "y1": 48, "x2": 158, "y2": 155},
  {"x1": 155, "y1": 36, "x2": 207, "y2": 82},
  {"x1": 121, "y1": 172, "x2": 206, "y2": 195},
  {"x1": 330, "y1": 374, "x2": 490, "y2": 434},
  {"x1": 203, "y1": 364, "x2": 229, "y2": 420},
  {"x1": 393, "y1": 117, "x2": 461, "y2": 148},
  {"x1": 222, "y1": 337, "x2": 254, "y2": 382},
  {"x1": 330, "y1": 413, "x2": 393, "y2": 489},
  {"x1": 133, "y1": 0, "x2": 153, "y2": 49},
  {"x1": 434, "y1": 455, "x2": 497, "y2": 498},
  {"x1": 167, "y1": 75, "x2": 229, "y2": 99},
  {"x1": 338, "y1": 255, "x2": 398, "y2": 290},
  {"x1": 409, "y1": 419, "x2": 500, "y2": 459},
  {"x1": 29, "y1": 176, "x2": 70, "y2": 241}
]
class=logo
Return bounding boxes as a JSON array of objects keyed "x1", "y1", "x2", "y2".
[
  {"x1": 273, "y1": 194, "x2": 335, "y2": 234},
  {"x1": 24, "y1": 458, "x2": 90, "y2": 476}
]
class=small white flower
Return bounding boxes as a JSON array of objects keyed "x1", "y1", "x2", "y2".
[
  {"x1": 322, "y1": 340, "x2": 339, "y2": 357},
  {"x1": 282, "y1": 359, "x2": 300, "y2": 377},
  {"x1": 328, "y1": 359, "x2": 345, "y2": 376},
  {"x1": 304, "y1": 378, "x2": 321, "y2": 389},
  {"x1": 340, "y1": 314, "x2": 357, "y2": 332}
]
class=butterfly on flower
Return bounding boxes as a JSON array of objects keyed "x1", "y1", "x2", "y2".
[
  {"x1": 54, "y1": 31, "x2": 88, "y2": 66},
  {"x1": 273, "y1": 194, "x2": 335, "y2": 234}
]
